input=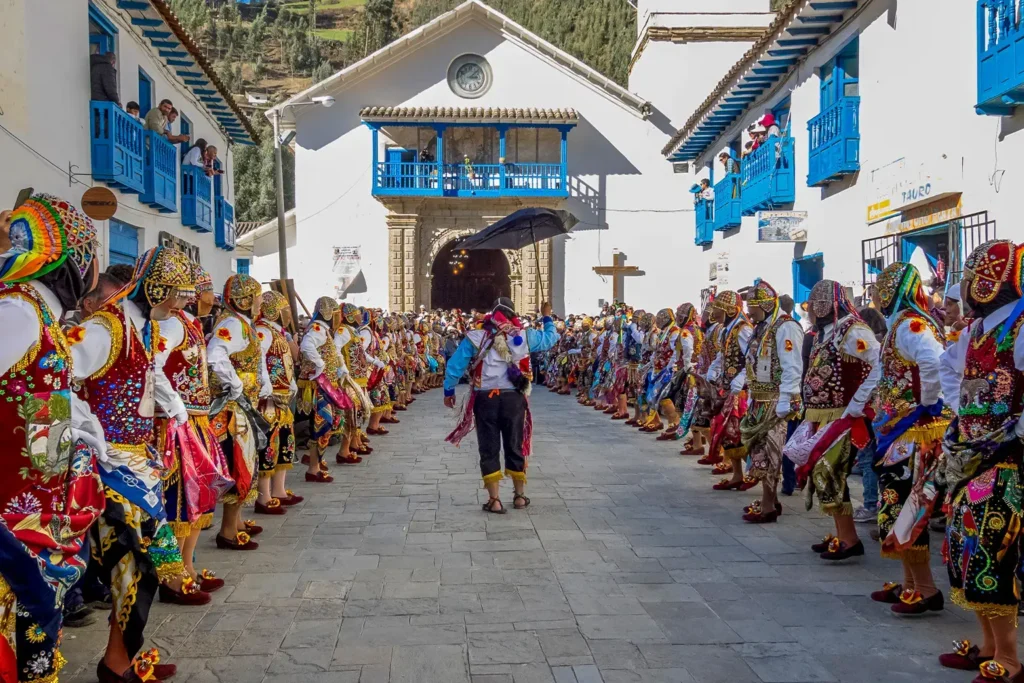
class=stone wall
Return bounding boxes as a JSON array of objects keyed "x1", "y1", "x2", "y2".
[{"x1": 382, "y1": 197, "x2": 561, "y2": 314}]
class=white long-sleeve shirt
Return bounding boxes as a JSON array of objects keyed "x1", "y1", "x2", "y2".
[
  {"x1": 73, "y1": 299, "x2": 181, "y2": 420},
  {"x1": 153, "y1": 313, "x2": 189, "y2": 421},
  {"x1": 334, "y1": 326, "x2": 355, "y2": 376},
  {"x1": 751, "y1": 318, "x2": 804, "y2": 402},
  {"x1": 207, "y1": 311, "x2": 272, "y2": 400},
  {"x1": 0, "y1": 281, "x2": 106, "y2": 453},
  {"x1": 300, "y1": 320, "x2": 331, "y2": 379},
  {"x1": 890, "y1": 314, "x2": 944, "y2": 408},
  {"x1": 816, "y1": 316, "x2": 880, "y2": 416},
  {"x1": 359, "y1": 328, "x2": 386, "y2": 369},
  {"x1": 677, "y1": 328, "x2": 694, "y2": 371},
  {"x1": 940, "y1": 301, "x2": 1024, "y2": 437}
]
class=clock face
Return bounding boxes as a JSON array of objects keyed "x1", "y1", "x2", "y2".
[{"x1": 456, "y1": 63, "x2": 485, "y2": 92}]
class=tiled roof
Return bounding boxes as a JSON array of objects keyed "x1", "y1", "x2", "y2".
[
  {"x1": 235, "y1": 221, "x2": 263, "y2": 238},
  {"x1": 663, "y1": 0, "x2": 839, "y2": 158},
  {"x1": 359, "y1": 106, "x2": 579, "y2": 124},
  {"x1": 146, "y1": 0, "x2": 258, "y2": 144}
]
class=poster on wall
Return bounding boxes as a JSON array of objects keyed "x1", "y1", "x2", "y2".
[
  {"x1": 756, "y1": 211, "x2": 808, "y2": 242},
  {"x1": 333, "y1": 246, "x2": 363, "y2": 297},
  {"x1": 709, "y1": 252, "x2": 730, "y2": 285}
]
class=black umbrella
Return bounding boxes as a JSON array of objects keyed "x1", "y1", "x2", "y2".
[
  {"x1": 459, "y1": 208, "x2": 575, "y2": 307},
  {"x1": 459, "y1": 208, "x2": 576, "y2": 251}
]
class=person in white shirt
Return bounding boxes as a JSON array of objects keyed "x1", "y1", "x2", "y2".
[
  {"x1": 444, "y1": 298, "x2": 559, "y2": 514},
  {"x1": 936, "y1": 240, "x2": 1024, "y2": 678},
  {"x1": 705, "y1": 290, "x2": 755, "y2": 487},
  {"x1": 0, "y1": 195, "x2": 108, "y2": 683},
  {"x1": 207, "y1": 274, "x2": 273, "y2": 549},
  {"x1": 739, "y1": 281, "x2": 803, "y2": 523}
]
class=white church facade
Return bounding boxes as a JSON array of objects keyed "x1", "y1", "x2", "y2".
[{"x1": 246, "y1": 0, "x2": 1024, "y2": 315}]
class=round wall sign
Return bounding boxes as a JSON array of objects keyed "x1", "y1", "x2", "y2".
[
  {"x1": 80, "y1": 187, "x2": 118, "y2": 221},
  {"x1": 448, "y1": 54, "x2": 493, "y2": 99}
]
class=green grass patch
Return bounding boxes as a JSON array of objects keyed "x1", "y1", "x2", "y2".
[
  {"x1": 283, "y1": 0, "x2": 365, "y2": 14},
  {"x1": 314, "y1": 27, "x2": 354, "y2": 42}
]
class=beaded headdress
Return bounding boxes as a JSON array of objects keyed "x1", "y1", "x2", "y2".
[
  {"x1": 808, "y1": 279, "x2": 858, "y2": 321},
  {"x1": 581, "y1": 316, "x2": 593, "y2": 330},
  {"x1": 35, "y1": 194, "x2": 97, "y2": 278},
  {"x1": 192, "y1": 262, "x2": 213, "y2": 295},
  {"x1": 259, "y1": 290, "x2": 289, "y2": 322},
  {"x1": 341, "y1": 302, "x2": 360, "y2": 325},
  {"x1": 0, "y1": 196, "x2": 66, "y2": 282},
  {"x1": 710, "y1": 290, "x2": 741, "y2": 315},
  {"x1": 876, "y1": 262, "x2": 931, "y2": 322},
  {"x1": 224, "y1": 273, "x2": 262, "y2": 315},
  {"x1": 128, "y1": 246, "x2": 196, "y2": 307},
  {"x1": 963, "y1": 239, "x2": 1018, "y2": 304},
  {"x1": 748, "y1": 280, "x2": 780, "y2": 316},
  {"x1": 656, "y1": 308, "x2": 674, "y2": 329},
  {"x1": 676, "y1": 303, "x2": 697, "y2": 328},
  {"x1": 313, "y1": 296, "x2": 338, "y2": 322}
]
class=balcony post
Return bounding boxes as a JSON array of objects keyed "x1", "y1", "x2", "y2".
[
  {"x1": 560, "y1": 127, "x2": 568, "y2": 191},
  {"x1": 498, "y1": 126, "x2": 507, "y2": 194},
  {"x1": 435, "y1": 126, "x2": 444, "y2": 196},
  {"x1": 371, "y1": 126, "x2": 379, "y2": 191}
]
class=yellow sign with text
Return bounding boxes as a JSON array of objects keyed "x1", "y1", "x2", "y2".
[{"x1": 866, "y1": 199, "x2": 897, "y2": 224}]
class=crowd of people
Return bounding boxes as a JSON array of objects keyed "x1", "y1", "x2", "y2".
[
  {"x1": 4, "y1": 190, "x2": 1024, "y2": 683},
  {"x1": 0, "y1": 193, "x2": 458, "y2": 683},
  {"x1": 532, "y1": 248, "x2": 1024, "y2": 683}
]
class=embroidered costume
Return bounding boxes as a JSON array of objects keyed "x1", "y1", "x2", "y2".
[
  {"x1": 256, "y1": 291, "x2": 297, "y2": 479},
  {"x1": 298, "y1": 298, "x2": 346, "y2": 453},
  {"x1": 0, "y1": 195, "x2": 104, "y2": 683}
]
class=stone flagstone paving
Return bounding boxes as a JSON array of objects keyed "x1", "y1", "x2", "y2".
[{"x1": 64, "y1": 389, "x2": 974, "y2": 682}]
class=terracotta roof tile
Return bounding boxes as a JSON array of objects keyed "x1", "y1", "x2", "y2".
[{"x1": 359, "y1": 106, "x2": 579, "y2": 124}]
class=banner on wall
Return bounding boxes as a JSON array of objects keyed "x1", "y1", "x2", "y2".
[
  {"x1": 333, "y1": 246, "x2": 362, "y2": 297},
  {"x1": 756, "y1": 211, "x2": 808, "y2": 242}
]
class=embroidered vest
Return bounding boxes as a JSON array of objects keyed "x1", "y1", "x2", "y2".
[
  {"x1": 164, "y1": 312, "x2": 211, "y2": 414},
  {"x1": 875, "y1": 311, "x2": 942, "y2": 422},
  {"x1": 625, "y1": 329, "x2": 642, "y2": 363},
  {"x1": 261, "y1": 323, "x2": 294, "y2": 396},
  {"x1": 721, "y1": 319, "x2": 751, "y2": 387},
  {"x1": 803, "y1": 316, "x2": 872, "y2": 419},
  {"x1": 340, "y1": 325, "x2": 370, "y2": 385},
  {"x1": 697, "y1": 323, "x2": 719, "y2": 376},
  {"x1": 959, "y1": 315, "x2": 1024, "y2": 441},
  {"x1": 80, "y1": 302, "x2": 158, "y2": 452},
  {"x1": 653, "y1": 325, "x2": 680, "y2": 372},
  {"x1": 745, "y1": 315, "x2": 794, "y2": 401},
  {"x1": 211, "y1": 312, "x2": 261, "y2": 404}
]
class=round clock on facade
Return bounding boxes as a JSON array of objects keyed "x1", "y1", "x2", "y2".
[{"x1": 448, "y1": 54, "x2": 492, "y2": 99}]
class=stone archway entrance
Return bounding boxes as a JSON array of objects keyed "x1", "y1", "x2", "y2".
[{"x1": 430, "y1": 241, "x2": 511, "y2": 311}]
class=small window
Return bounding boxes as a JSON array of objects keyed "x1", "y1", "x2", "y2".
[
  {"x1": 108, "y1": 220, "x2": 140, "y2": 267},
  {"x1": 236, "y1": 259, "x2": 250, "y2": 275},
  {"x1": 819, "y1": 37, "x2": 859, "y2": 107}
]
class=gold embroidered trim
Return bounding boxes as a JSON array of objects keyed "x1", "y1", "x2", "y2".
[
  {"x1": 88, "y1": 309, "x2": 124, "y2": 379},
  {"x1": 950, "y1": 588, "x2": 1020, "y2": 624}
]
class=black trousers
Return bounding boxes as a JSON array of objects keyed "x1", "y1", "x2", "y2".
[{"x1": 473, "y1": 389, "x2": 527, "y2": 481}]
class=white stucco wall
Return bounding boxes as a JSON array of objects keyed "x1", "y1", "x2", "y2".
[
  {"x1": 0, "y1": 0, "x2": 236, "y2": 287},
  {"x1": 671, "y1": 0, "x2": 1024, "y2": 304},
  {"x1": 252, "y1": 14, "x2": 711, "y2": 314}
]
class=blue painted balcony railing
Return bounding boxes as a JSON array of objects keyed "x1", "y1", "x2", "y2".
[
  {"x1": 90, "y1": 101, "x2": 145, "y2": 194},
  {"x1": 374, "y1": 162, "x2": 568, "y2": 198},
  {"x1": 181, "y1": 165, "x2": 213, "y2": 233},
  {"x1": 807, "y1": 96, "x2": 860, "y2": 186},
  {"x1": 713, "y1": 174, "x2": 742, "y2": 231},
  {"x1": 977, "y1": 0, "x2": 1024, "y2": 114},
  {"x1": 740, "y1": 136, "x2": 795, "y2": 215},
  {"x1": 694, "y1": 198, "x2": 714, "y2": 246},
  {"x1": 215, "y1": 197, "x2": 236, "y2": 251},
  {"x1": 140, "y1": 131, "x2": 177, "y2": 212}
]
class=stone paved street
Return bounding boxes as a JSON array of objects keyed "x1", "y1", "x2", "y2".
[{"x1": 65, "y1": 390, "x2": 974, "y2": 683}]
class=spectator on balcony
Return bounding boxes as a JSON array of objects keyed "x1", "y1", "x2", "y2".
[
  {"x1": 90, "y1": 52, "x2": 120, "y2": 105},
  {"x1": 126, "y1": 101, "x2": 141, "y2": 121},
  {"x1": 182, "y1": 138, "x2": 208, "y2": 169},
  {"x1": 165, "y1": 107, "x2": 190, "y2": 145},
  {"x1": 718, "y1": 152, "x2": 739, "y2": 175},
  {"x1": 758, "y1": 112, "x2": 781, "y2": 138},
  {"x1": 144, "y1": 98, "x2": 173, "y2": 137},
  {"x1": 696, "y1": 179, "x2": 714, "y2": 203},
  {"x1": 204, "y1": 146, "x2": 225, "y2": 177}
]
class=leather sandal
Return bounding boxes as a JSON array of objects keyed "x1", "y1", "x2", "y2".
[
  {"x1": 513, "y1": 492, "x2": 531, "y2": 510},
  {"x1": 482, "y1": 497, "x2": 506, "y2": 514}
]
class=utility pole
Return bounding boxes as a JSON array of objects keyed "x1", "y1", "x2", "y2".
[{"x1": 271, "y1": 108, "x2": 296, "y2": 316}]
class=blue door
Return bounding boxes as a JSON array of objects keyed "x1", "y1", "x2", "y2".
[
  {"x1": 138, "y1": 69, "x2": 153, "y2": 117},
  {"x1": 792, "y1": 252, "x2": 824, "y2": 305},
  {"x1": 108, "y1": 219, "x2": 140, "y2": 266},
  {"x1": 236, "y1": 259, "x2": 250, "y2": 275},
  {"x1": 179, "y1": 115, "x2": 191, "y2": 156}
]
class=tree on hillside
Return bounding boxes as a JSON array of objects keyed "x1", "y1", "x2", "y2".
[
  {"x1": 353, "y1": 0, "x2": 400, "y2": 58},
  {"x1": 232, "y1": 118, "x2": 295, "y2": 223}
]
